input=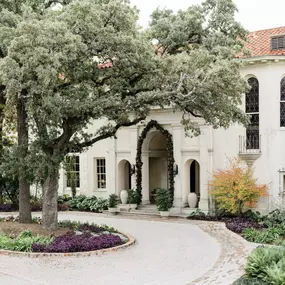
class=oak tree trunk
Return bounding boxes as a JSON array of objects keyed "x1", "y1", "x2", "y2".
[
  {"x1": 0, "y1": 88, "x2": 5, "y2": 205},
  {"x1": 42, "y1": 166, "x2": 59, "y2": 230},
  {"x1": 17, "y1": 95, "x2": 32, "y2": 223}
]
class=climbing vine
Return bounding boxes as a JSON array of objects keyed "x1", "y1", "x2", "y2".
[{"x1": 135, "y1": 120, "x2": 175, "y2": 205}]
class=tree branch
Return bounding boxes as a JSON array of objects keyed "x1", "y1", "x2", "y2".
[{"x1": 77, "y1": 117, "x2": 145, "y2": 149}]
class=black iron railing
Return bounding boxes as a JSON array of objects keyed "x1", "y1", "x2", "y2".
[{"x1": 239, "y1": 135, "x2": 261, "y2": 154}]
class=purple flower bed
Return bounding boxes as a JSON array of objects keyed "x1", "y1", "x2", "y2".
[
  {"x1": 32, "y1": 232, "x2": 123, "y2": 253},
  {"x1": 77, "y1": 223, "x2": 105, "y2": 233},
  {"x1": 0, "y1": 204, "x2": 18, "y2": 212},
  {"x1": 187, "y1": 213, "x2": 264, "y2": 234},
  {"x1": 224, "y1": 217, "x2": 264, "y2": 234}
]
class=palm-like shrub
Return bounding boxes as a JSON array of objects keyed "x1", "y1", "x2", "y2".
[
  {"x1": 108, "y1": 194, "x2": 119, "y2": 208},
  {"x1": 127, "y1": 189, "x2": 139, "y2": 204},
  {"x1": 155, "y1": 189, "x2": 171, "y2": 211}
]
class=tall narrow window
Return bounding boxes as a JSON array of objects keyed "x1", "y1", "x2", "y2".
[
  {"x1": 246, "y1": 78, "x2": 259, "y2": 149},
  {"x1": 96, "y1": 158, "x2": 106, "y2": 189},
  {"x1": 65, "y1": 156, "x2": 80, "y2": 188},
  {"x1": 280, "y1": 77, "x2": 285, "y2": 127}
]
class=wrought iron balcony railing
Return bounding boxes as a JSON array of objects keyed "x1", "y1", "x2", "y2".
[{"x1": 239, "y1": 135, "x2": 261, "y2": 154}]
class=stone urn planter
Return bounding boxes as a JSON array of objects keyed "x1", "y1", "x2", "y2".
[
  {"x1": 160, "y1": 211, "x2": 170, "y2": 217},
  {"x1": 188, "y1": 193, "x2": 198, "y2": 208},
  {"x1": 120, "y1": 190, "x2": 128, "y2": 204}
]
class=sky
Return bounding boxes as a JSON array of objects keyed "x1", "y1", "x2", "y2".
[{"x1": 130, "y1": 0, "x2": 285, "y2": 32}]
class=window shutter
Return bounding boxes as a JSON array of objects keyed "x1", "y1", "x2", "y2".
[
  {"x1": 278, "y1": 36, "x2": 284, "y2": 49},
  {"x1": 272, "y1": 37, "x2": 278, "y2": 50}
]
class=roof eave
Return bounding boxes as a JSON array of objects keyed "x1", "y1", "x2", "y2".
[{"x1": 238, "y1": 55, "x2": 285, "y2": 64}]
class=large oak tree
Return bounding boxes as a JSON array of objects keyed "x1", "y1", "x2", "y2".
[{"x1": 0, "y1": 0, "x2": 249, "y2": 230}]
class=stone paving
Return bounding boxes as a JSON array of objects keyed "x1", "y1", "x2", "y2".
[
  {"x1": 0, "y1": 212, "x2": 256, "y2": 285},
  {"x1": 188, "y1": 222, "x2": 257, "y2": 285}
]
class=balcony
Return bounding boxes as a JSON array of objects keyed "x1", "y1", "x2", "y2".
[{"x1": 238, "y1": 135, "x2": 261, "y2": 166}]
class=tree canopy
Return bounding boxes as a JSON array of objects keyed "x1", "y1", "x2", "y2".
[{"x1": 0, "y1": 0, "x2": 249, "y2": 229}]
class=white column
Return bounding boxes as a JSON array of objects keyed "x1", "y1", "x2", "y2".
[
  {"x1": 107, "y1": 139, "x2": 116, "y2": 195},
  {"x1": 58, "y1": 166, "x2": 65, "y2": 196},
  {"x1": 198, "y1": 127, "x2": 211, "y2": 212},
  {"x1": 141, "y1": 151, "x2": 150, "y2": 204},
  {"x1": 79, "y1": 152, "x2": 88, "y2": 196},
  {"x1": 129, "y1": 126, "x2": 138, "y2": 189},
  {"x1": 172, "y1": 125, "x2": 183, "y2": 208}
]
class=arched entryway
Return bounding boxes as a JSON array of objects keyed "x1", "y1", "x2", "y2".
[
  {"x1": 118, "y1": 160, "x2": 132, "y2": 193},
  {"x1": 148, "y1": 132, "x2": 168, "y2": 203},
  {"x1": 136, "y1": 120, "x2": 174, "y2": 205},
  {"x1": 184, "y1": 159, "x2": 200, "y2": 208}
]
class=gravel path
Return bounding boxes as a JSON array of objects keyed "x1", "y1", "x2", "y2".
[{"x1": 0, "y1": 212, "x2": 255, "y2": 285}]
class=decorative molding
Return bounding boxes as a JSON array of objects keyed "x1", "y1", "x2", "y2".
[
  {"x1": 116, "y1": 150, "x2": 131, "y2": 155},
  {"x1": 181, "y1": 149, "x2": 200, "y2": 154},
  {"x1": 238, "y1": 153, "x2": 261, "y2": 167}
]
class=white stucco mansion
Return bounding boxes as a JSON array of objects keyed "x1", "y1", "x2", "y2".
[{"x1": 58, "y1": 27, "x2": 285, "y2": 214}]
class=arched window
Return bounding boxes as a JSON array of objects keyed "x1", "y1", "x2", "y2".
[
  {"x1": 280, "y1": 77, "x2": 285, "y2": 127},
  {"x1": 246, "y1": 78, "x2": 259, "y2": 149}
]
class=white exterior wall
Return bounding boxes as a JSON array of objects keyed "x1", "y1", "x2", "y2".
[{"x1": 58, "y1": 60, "x2": 285, "y2": 213}]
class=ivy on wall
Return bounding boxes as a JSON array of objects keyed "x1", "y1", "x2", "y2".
[{"x1": 135, "y1": 120, "x2": 175, "y2": 205}]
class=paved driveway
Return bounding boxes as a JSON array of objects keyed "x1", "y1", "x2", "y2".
[{"x1": 0, "y1": 212, "x2": 221, "y2": 285}]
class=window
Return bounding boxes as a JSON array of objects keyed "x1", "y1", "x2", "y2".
[
  {"x1": 281, "y1": 77, "x2": 285, "y2": 127},
  {"x1": 65, "y1": 156, "x2": 80, "y2": 188},
  {"x1": 272, "y1": 36, "x2": 285, "y2": 50},
  {"x1": 246, "y1": 78, "x2": 259, "y2": 149},
  {"x1": 96, "y1": 158, "x2": 106, "y2": 189}
]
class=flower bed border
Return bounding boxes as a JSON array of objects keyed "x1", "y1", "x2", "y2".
[{"x1": 0, "y1": 232, "x2": 135, "y2": 258}]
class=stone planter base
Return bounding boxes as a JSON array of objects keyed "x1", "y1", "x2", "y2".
[
  {"x1": 129, "y1": 204, "x2": 137, "y2": 210},
  {"x1": 160, "y1": 211, "x2": 170, "y2": 217},
  {"x1": 108, "y1": 207, "x2": 117, "y2": 214}
]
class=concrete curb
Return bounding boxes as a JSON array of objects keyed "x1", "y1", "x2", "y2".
[{"x1": 0, "y1": 232, "x2": 135, "y2": 258}]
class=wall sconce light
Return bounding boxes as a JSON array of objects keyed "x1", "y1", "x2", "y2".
[
  {"x1": 173, "y1": 164, "x2": 178, "y2": 176},
  {"x1": 130, "y1": 164, "x2": 136, "y2": 175}
]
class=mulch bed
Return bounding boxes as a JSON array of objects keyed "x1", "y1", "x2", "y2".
[{"x1": 0, "y1": 222, "x2": 70, "y2": 237}]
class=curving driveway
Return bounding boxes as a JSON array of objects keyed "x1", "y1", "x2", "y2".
[{"x1": 0, "y1": 212, "x2": 249, "y2": 285}]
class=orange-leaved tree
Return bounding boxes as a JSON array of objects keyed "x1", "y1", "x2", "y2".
[{"x1": 209, "y1": 158, "x2": 268, "y2": 216}]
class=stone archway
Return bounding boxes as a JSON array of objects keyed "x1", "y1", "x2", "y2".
[
  {"x1": 118, "y1": 160, "x2": 132, "y2": 194},
  {"x1": 136, "y1": 120, "x2": 174, "y2": 205}
]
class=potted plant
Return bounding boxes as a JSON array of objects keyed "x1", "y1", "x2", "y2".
[
  {"x1": 155, "y1": 188, "x2": 171, "y2": 217},
  {"x1": 127, "y1": 189, "x2": 138, "y2": 210},
  {"x1": 108, "y1": 194, "x2": 118, "y2": 214}
]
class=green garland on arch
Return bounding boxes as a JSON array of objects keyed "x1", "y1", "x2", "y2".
[{"x1": 135, "y1": 120, "x2": 175, "y2": 205}]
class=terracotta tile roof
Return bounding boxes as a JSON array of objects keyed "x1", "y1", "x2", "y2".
[
  {"x1": 98, "y1": 62, "x2": 112, "y2": 69},
  {"x1": 97, "y1": 27, "x2": 285, "y2": 62},
  {"x1": 243, "y1": 26, "x2": 285, "y2": 58}
]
